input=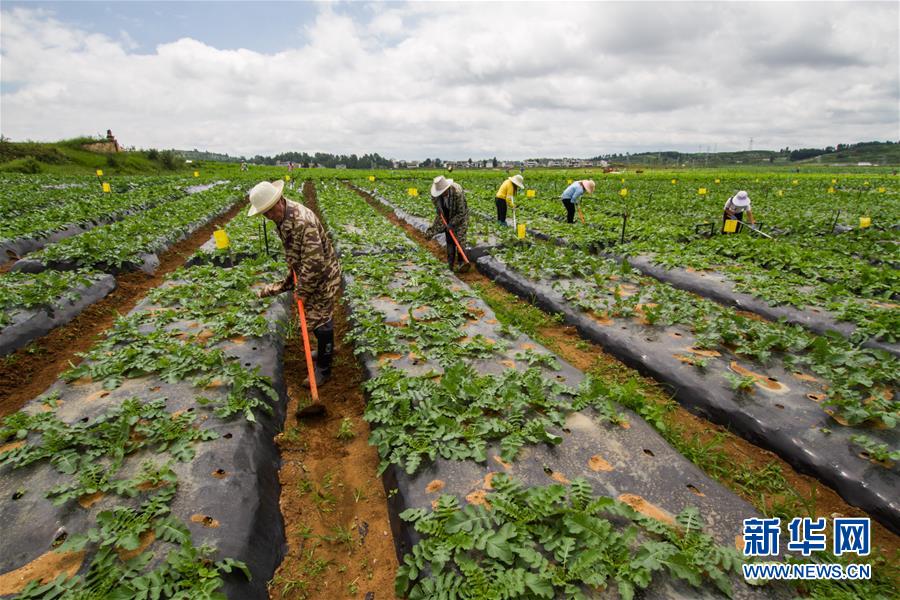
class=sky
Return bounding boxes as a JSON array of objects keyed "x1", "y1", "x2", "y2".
[{"x1": 1, "y1": 1, "x2": 898, "y2": 160}]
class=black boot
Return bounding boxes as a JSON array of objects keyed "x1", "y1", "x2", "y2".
[
  {"x1": 315, "y1": 321, "x2": 334, "y2": 375},
  {"x1": 302, "y1": 320, "x2": 333, "y2": 388},
  {"x1": 445, "y1": 232, "x2": 457, "y2": 270},
  {"x1": 298, "y1": 321, "x2": 334, "y2": 418}
]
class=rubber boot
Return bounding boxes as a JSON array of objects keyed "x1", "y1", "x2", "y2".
[
  {"x1": 446, "y1": 232, "x2": 457, "y2": 270},
  {"x1": 302, "y1": 320, "x2": 333, "y2": 389}
]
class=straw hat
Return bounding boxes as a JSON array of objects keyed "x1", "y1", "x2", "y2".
[
  {"x1": 509, "y1": 174, "x2": 525, "y2": 189},
  {"x1": 581, "y1": 179, "x2": 596, "y2": 194},
  {"x1": 732, "y1": 190, "x2": 750, "y2": 207},
  {"x1": 431, "y1": 175, "x2": 454, "y2": 197},
  {"x1": 247, "y1": 180, "x2": 285, "y2": 216}
]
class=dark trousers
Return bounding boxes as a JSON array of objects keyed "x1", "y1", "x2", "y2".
[
  {"x1": 445, "y1": 231, "x2": 458, "y2": 268},
  {"x1": 495, "y1": 198, "x2": 508, "y2": 224},
  {"x1": 562, "y1": 198, "x2": 576, "y2": 223}
]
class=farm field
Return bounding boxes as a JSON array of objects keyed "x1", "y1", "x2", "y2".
[{"x1": 0, "y1": 164, "x2": 897, "y2": 599}]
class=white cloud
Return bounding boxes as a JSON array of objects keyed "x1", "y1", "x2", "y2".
[{"x1": 1, "y1": 2, "x2": 897, "y2": 159}]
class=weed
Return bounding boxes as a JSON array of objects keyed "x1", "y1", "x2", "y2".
[
  {"x1": 283, "y1": 423, "x2": 304, "y2": 445},
  {"x1": 347, "y1": 577, "x2": 360, "y2": 595},
  {"x1": 322, "y1": 524, "x2": 356, "y2": 553},
  {"x1": 336, "y1": 417, "x2": 356, "y2": 441}
]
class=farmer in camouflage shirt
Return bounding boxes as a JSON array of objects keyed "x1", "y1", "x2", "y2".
[
  {"x1": 248, "y1": 180, "x2": 342, "y2": 400},
  {"x1": 424, "y1": 175, "x2": 469, "y2": 270}
]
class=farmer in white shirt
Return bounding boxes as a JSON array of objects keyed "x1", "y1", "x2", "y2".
[{"x1": 722, "y1": 190, "x2": 755, "y2": 232}]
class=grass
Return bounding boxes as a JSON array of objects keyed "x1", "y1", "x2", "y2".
[
  {"x1": 321, "y1": 524, "x2": 356, "y2": 554},
  {"x1": 0, "y1": 137, "x2": 192, "y2": 175}
]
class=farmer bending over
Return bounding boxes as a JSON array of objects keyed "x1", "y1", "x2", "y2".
[
  {"x1": 494, "y1": 173, "x2": 524, "y2": 226},
  {"x1": 250, "y1": 180, "x2": 342, "y2": 409},
  {"x1": 560, "y1": 179, "x2": 596, "y2": 223},
  {"x1": 722, "y1": 190, "x2": 755, "y2": 232},
  {"x1": 425, "y1": 175, "x2": 469, "y2": 271}
]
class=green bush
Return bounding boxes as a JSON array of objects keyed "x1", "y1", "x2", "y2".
[
  {"x1": 160, "y1": 150, "x2": 177, "y2": 170},
  {"x1": 0, "y1": 156, "x2": 44, "y2": 174}
]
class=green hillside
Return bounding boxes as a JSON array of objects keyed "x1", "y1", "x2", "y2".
[
  {"x1": 0, "y1": 137, "x2": 192, "y2": 175},
  {"x1": 807, "y1": 142, "x2": 900, "y2": 164},
  {"x1": 600, "y1": 141, "x2": 900, "y2": 168}
]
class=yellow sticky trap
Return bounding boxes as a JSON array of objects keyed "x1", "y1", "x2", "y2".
[
  {"x1": 878, "y1": 186, "x2": 886, "y2": 193},
  {"x1": 698, "y1": 188, "x2": 707, "y2": 195},
  {"x1": 101, "y1": 182, "x2": 111, "y2": 193},
  {"x1": 671, "y1": 179, "x2": 677, "y2": 184},
  {"x1": 777, "y1": 190, "x2": 784, "y2": 197},
  {"x1": 213, "y1": 229, "x2": 230, "y2": 249},
  {"x1": 285, "y1": 175, "x2": 291, "y2": 181},
  {"x1": 620, "y1": 178, "x2": 625, "y2": 184},
  {"x1": 714, "y1": 178, "x2": 720, "y2": 184},
  {"x1": 859, "y1": 216, "x2": 871, "y2": 229},
  {"x1": 95, "y1": 169, "x2": 103, "y2": 176},
  {"x1": 408, "y1": 188, "x2": 418, "y2": 196},
  {"x1": 863, "y1": 181, "x2": 869, "y2": 186},
  {"x1": 619, "y1": 188, "x2": 628, "y2": 197},
  {"x1": 792, "y1": 179, "x2": 798, "y2": 185},
  {"x1": 517, "y1": 223, "x2": 526, "y2": 239},
  {"x1": 368, "y1": 176, "x2": 375, "y2": 182},
  {"x1": 193, "y1": 171, "x2": 199, "y2": 177},
  {"x1": 567, "y1": 179, "x2": 573, "y2": 184},
  {"x1": 832, "y1": 179, "x2": 837, "y2": 184},
  {"x1": 526, "y1": 189, "x2": 536, "y2": 198},
  {"x1": 723, "y1": 220, "x2": 738, "y2": 233},
  {"x1": 828, "y1": 186, "x2": 835, "y2": 193}
]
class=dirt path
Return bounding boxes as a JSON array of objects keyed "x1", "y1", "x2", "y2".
[
  {"x1": 351, "y1": 184, "x2": 900, "y2": 563},
  {"x1": 0, "y1": 201, "x2": 244, "y2": 418},
  {"x1": 269, "y1": 181, "x2": 399, "y2": 600}
]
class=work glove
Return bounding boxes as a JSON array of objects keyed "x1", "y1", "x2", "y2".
[{"x1": 255, "y1": 283, "x2": 282, "y2": 298}]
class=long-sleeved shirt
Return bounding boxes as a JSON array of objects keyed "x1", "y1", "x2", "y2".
[
  {"x1": 561, "y1": 181, "x2": 585, "y2": 204},
  {"x1": 425, "y1": 182, "x2": 468, "y2": 242},
  {"x1": 496, "y1": 179, "x2": 517, "y2": 205},
  {"x1": 271, "y1": 200, "x2": 342, "y2": 317}
]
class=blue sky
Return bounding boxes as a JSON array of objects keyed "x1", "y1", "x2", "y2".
[
  {"x1": 1, "y1": 1, "x2": 898, "y2": 159},
  {"x1": 5, "y1": 1, "x2": 347, "y2": 53}
]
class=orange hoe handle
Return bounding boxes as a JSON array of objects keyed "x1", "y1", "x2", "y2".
[
  {"x1": 577, "y1": 206, "x2": 586, "y2": 224},
  {"x1": 439, "y1": 213, "x2": 470, "y2": 264},
  {"x1": 291, "y1": 271, "x2": 318, "y2": 402}
]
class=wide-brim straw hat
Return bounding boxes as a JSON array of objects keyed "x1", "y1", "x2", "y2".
[
  {"x1": 509, "y1": 174, "x2": 525, "y2": 189},
  {"x1": 248, "y1": 180, "x2": 285, "y2": 216},
  {"x1": 431, "y1": 175, "x2": 454, "y2": 197},
  {"x1": 581, "y1": 179, "x2": 596, "y2": 194},
  {"x1": 732, "y1": 190, "x2": 750, "y2": 207}
]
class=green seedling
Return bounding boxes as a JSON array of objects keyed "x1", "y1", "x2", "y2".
[{"x1": 336, "y1": 417, "x2": 356, "y2": 441}]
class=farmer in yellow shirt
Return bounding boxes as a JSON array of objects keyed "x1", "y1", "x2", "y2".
[{"x1": 494, "y1": 174, "x2": 524, "y2": 226}]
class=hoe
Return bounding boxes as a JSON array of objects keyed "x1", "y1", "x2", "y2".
[
  {"x1": 292, "y1": 270, "x2": 319, "y2": 402},
  {"x1": 439, "y1": 212, "x2": 470, "y2": 265}
]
